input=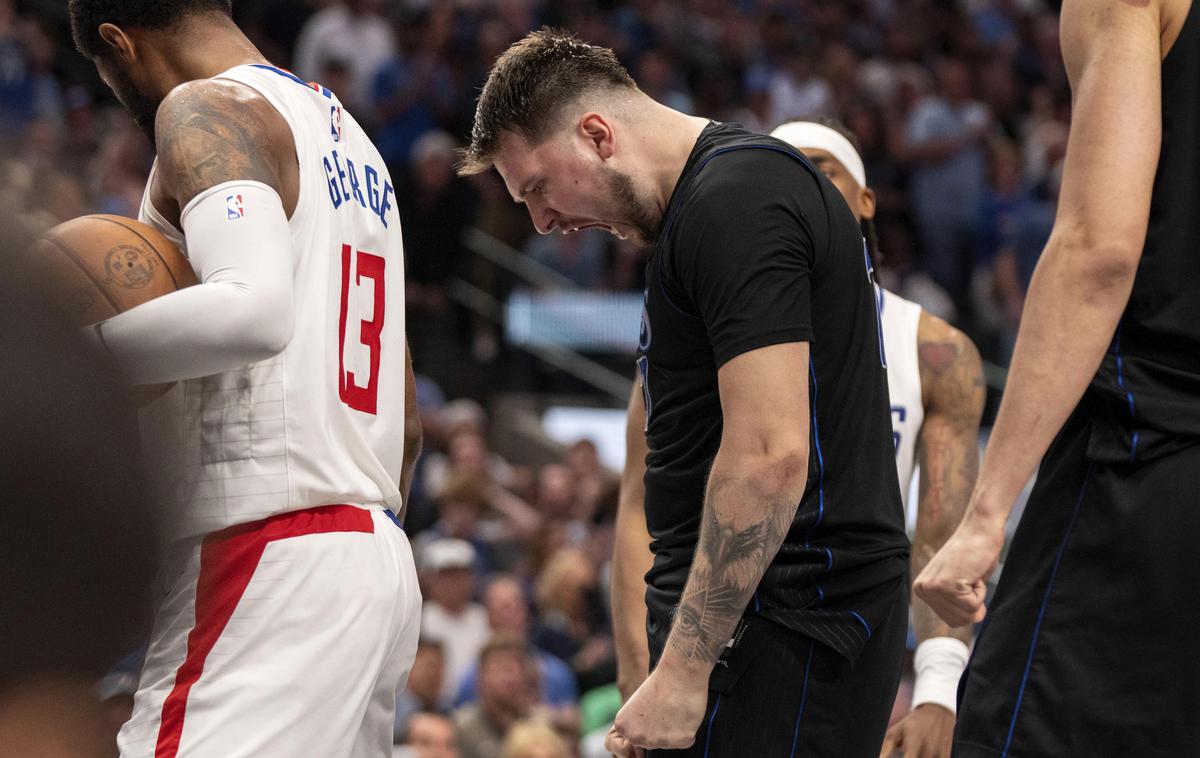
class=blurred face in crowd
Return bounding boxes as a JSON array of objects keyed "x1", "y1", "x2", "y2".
[
  {"x1": 406, "y1": 712, "x2": 458, "y2": 758},
  {"x1": 485, "y1": 577, "x2": 529, "y2": 635},
  {"x1": 439, "y1": 495, "x2": 483, "y2": 538},
  {"x1": 536, "y1": 464, "x2": 575, "y2": 518},
  {"x1": 938, "y1": 59, "x2": 974, "y2": 102},
  {"x1": 406, "y1": 643, "x2": 445, "y2": 707},
  {"x1": 492, "y1": 118, "x2": 662, "y2": 246},
  {"x1": 797, "y1": 147, "x2": 875, "y2": 226},
  {"x1": 479, "y1": 649, "x2": 534, "y2": 719},
  {"x1": 429, "y1": 567, "x2": 474, "y2": 614},
  {"x1": 448, "y1": 431, "x2": 489, "y2": 476},
  {"x1": 565, "y1": 440, "x2": 600, "y2": 479}
]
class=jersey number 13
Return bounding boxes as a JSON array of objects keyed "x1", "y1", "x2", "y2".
[{"x1": 338, "y1": 243, "x2": 386, "y2": 415}]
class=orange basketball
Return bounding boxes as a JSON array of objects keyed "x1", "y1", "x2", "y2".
[{"x1": 26, "y1": 214, "x2": 199, "y2": 401}]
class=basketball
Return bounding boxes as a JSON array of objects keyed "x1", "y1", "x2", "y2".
[{"x1": 26, "y1": 214, "x2": 199, "y2": 400}]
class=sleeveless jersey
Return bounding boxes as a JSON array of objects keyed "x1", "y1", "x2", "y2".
[
  {"x1": 879, "y1": 288, "x2": 923, "y2": 530},
  {"x1": 1087, "y1": 1, "x2": 1200, "y2": 464},
  {"x1": 138, "y1": 63, "x2": 407, "y2": 542}
]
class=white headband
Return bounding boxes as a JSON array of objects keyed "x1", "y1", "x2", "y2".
[{"x1": 769, "y1": 121, "x2": 867, "y2": 189}]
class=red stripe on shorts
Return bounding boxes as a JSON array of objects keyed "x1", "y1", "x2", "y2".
[{"x1": 154, "y1": 504, "x2": 375, "y2": 758}]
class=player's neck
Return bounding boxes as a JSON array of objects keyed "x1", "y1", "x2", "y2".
[
  {"x1": 151, "y1": 17, "x2": 269, "y2": 93},
  {"x1": 638, "y1": 105, "x2": 710, "y2": 216}
]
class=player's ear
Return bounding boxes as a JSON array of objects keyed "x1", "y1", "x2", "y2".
[
  {"x1": 97, "y1": 23, "x2": 136, "y2": 65},
  {"x1": 579, "y1": 113, "x2": 614, "y2": 160},
  {"x1": 859, "y1": 185, "x2": 877, "y2": 222}
]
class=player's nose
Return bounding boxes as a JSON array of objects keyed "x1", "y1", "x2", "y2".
[{"x1": 528, "y1": 199, "x2": 558, "y2": 235}]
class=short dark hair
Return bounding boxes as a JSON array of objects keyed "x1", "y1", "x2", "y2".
[
  {"x1": 459, "y1": 28, "x2": 637, "y2": 176},
  {"x1": 69, "y1": 0, "x2": 233, "y2": 59}
]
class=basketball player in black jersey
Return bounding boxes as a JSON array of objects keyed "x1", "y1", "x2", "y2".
[
  {"x1": 461, "y1": 30, "x2": 909, "y2": 756},
  {"x1": 916, "y1": 0, "x2": 1200, "y2": 754}
]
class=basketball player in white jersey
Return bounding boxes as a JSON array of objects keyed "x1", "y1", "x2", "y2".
[
  {"x1": 611, "y1": 119, "x2": 985, "y2": 758},
  {"x1": 68, "y1": 2, "x2": 422, "y2": 756}
]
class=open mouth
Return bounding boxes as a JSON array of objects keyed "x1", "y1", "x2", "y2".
[{"x1": 567, "y1": 222, "x2": 625, "y2": 239}]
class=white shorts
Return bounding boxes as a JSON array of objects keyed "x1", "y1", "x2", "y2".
[{"x1": 118, "y1": 505, "x2": 421, "y2": 758}]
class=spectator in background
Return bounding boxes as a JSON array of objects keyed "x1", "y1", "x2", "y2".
[
  {"x1": 453, "y1": 575, "x2": 578, "y2": 710},
  {"x1": 373, "y1": 9, "x2": 457, "y2": 170},
  {"x1": 0, "y1": 1, "x2": 61, "y2": 139},
  {"x1": 398, "y1": 130, "x2": 479, "y2": 393},
  {"x1": 902, "y1": 57, "x2": 991, "y2": 314},
  {"x1": 395, "y1": 639, "x2": 450, "y2": 742},
  {"x1": 632, "y1": 48, "x2": 693, "y2": 115},
  {"x1": 416, "y1": 471, "x2": 542, "y2": 575},
  {"x1": 535, "y1": 463, "x2": 577, "y2": 525},
  {"x1": 767, "y1": 40, "x2": 835, "y2": 126},
  {"x1": 533, "y1": 548, "x2": 613, "y2": 693},
  {"x1": 500, "y1": 722, "x2": 570, "y2": 758},
  {"x1": 565, "y1": 439, "x2": 609, "y2": 522},
  {"x1": 89, "y1": 113, "x2": 152, "y2": 218},
  {"x1": 292, "y1": 0, "x2": 394, "y2": 114},
  {"x1": 523, "y1": 227, "x2": 610, "y2": 289},
  {"x1": 421, "y1": 539, "x2": 490, "y2": 702},
  {"x1": 316, "y1": 57, "x2": 355, "y2": 106},
  {"x1": 29, "y1": 170, "x2": 86, "y2": 226},
  {"x1": 397, "y1": 711, "x2": 459, "y2": 758},
  {"x1": 455, "y1": 636, "x2": 536, "y2": 758},
  {"x1": 419, "y1": 400, "x2": 517, "y2": 498}
]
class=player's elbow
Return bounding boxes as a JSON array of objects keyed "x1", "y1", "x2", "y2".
[
  {"x1": 733, "y1": 441, "x2": 810, "y2": 501},
  {"x1": 1054, "y1": 226, "x2": 1142, "y2": 296},
  {"x1": 234, "y1": 287, "x2": 295, "y2": 358},
  {"x1": 767, "y1": 445, "x2": 810, "y2": 494},
  {"x1": 255, "y1": 303, "x2": 295, "y2": 356}
]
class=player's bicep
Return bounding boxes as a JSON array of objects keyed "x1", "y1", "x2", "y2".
[
  {"x1": 1056, "y1": 0, "x2": 1162, "y2": 256},
  {"x1": 716, "y1": 342, "x2": 811, "y2": 461},
  {"x1": 154, "y1": 80, "x2": 288, "y2": 211}
]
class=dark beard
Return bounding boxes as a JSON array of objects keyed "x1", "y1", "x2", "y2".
[
  {"x1": 601, "y1": 165, "x2": 661, "y2": 245},
  {"x1": 109, "y1": 69, "x2": 161, "y2": 144}
]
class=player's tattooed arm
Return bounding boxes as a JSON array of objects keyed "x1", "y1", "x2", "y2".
[
  {"x1": 662, "y1": 342, "x2": 810, "y2": 670},
  {"x1": 669, "y1": 476, "x2": 799, "y2": 664},
  {"x1": 912, "y1": 314, "x2": 985, "y2": 641},
  {"x1": 154, "y1": 80, "x2": 294, "y2": 215}
]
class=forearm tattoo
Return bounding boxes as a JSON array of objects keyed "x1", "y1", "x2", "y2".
[{"x1": 667, "y1": 475, "x2": 798, "y2": 665}]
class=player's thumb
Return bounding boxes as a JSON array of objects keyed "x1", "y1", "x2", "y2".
[{"x1": 606, "y1": 727, "x2": 638, "y2": 758}]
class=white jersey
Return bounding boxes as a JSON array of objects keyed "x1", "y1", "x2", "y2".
[
  {"x1": 879, "y1": 288, "x2": 923, "y2": 532},
  {"x1": 138, "y1": 63, "x2": 407, "y2": 542}
]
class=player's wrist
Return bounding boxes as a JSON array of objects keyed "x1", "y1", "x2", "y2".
[
  {"x1": 911, "y1": 637, "x2": 969, "y2": 714},
  {"x1": 961, "y1": 489, "x2": 1011, "y2": 541},
  {"x1": 655, "y1": 640, "x2": 715, "y2": 687}
]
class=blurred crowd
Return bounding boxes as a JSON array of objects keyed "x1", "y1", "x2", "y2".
[{"x1": 1, "y1": 0, "x2": 1073, "y2": 755}]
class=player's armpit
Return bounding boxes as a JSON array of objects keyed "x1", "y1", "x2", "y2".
[{"x1": 154, "y1": 79, "x2": 295, "y2": 215}]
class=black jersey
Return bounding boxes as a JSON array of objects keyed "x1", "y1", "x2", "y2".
[
  {"x1": 1087, "y1": 1, "x2": 1200, "y2": 465},
  {"x1": 638, "y1": 122, "x2": 908, "y2": 663}
]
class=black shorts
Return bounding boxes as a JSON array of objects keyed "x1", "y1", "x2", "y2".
[
  {"x1": 955, "y1": 405, "x2": 1200, "y2": 757},
  {"x1": 646, "y1": 579, "x2": 907, "y2": 758}
]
